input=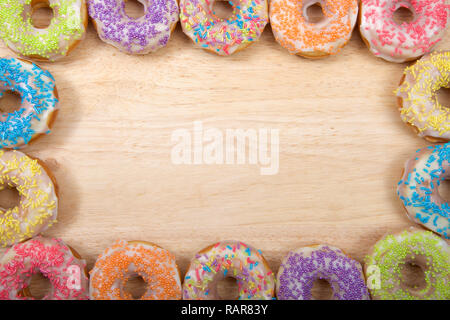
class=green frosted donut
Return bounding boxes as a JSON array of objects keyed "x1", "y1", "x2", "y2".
[
  {"x1": 0, "y1": 0, "x2": 87, "y2": 61},
  {"x1": 365, "y1": 228, "x2": 450, "y2": 300}
]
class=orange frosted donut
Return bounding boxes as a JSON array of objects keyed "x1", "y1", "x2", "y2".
[
  {"x1": 89, "y1": 240, "x2": 182, "y2": 300},
  {"x1": 269, "y1": 0, "x2": 358, "y2": 58}
]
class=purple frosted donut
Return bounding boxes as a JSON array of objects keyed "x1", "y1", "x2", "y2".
[
  {"x1": 276, "y1": 245, "x2": 370, "y2": 300},
  {"x1": 88, "y1": 0, "x2": 179, "y2": 54}
]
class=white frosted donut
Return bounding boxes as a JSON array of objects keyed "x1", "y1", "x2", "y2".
[
  {"x1": 359, "y1": 0, "x2": 448, "y2": 63},
  {"x1": 0, "y1": 150, "x2": 58, "y2": 247}
]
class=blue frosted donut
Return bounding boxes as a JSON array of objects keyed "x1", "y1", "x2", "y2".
[
  {"x1": 276, "y1": 245, "x2": 370, "y2": 300},
  {"x1": 398, "y1": 143, "x2": 450, "y2": 239},
  {"x1": 0, "y1": 57, "x2": 59, "y2": 149}
]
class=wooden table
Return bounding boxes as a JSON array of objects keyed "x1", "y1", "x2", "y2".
[{"x1": 0, "y1": 2, "x2": 448, "y2": 299}]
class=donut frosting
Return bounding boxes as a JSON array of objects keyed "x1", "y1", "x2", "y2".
[
  {"x1": 0, "y1": 0, "x2": 87, "y2": 61},
  {"x1": 270, "y1": 0, "x2": 358, "y2": 57},
  {"x1": 180, "y1": 0, "x2": 269, "y2": 55},
  {"x1": 397, "y1": 143, "x2": 450, "y2": 239},
  {"x1": 359, "y1": 0, "x2": 448, "y2": 63},
  {"x1": 90, "y1": 240, "x2": 182, "y2": 300},
  {"x1": 0, "y1": 237, "x2": 89, "y2": 300},
  {"x1": 88, "y1": 0, "x2": 179, "y2": 54},
  {"x1": 0, "y1": 57, "x2": 59, "y2": 149},
  {"x1": 276, "y1": 245, "x2": 370, "y2": 300},
  {"x1": 396, "y1": 51, "x2": 450, "y2": 141},
  {"x1": 365, "y1": 228, "x2": 449, "y2": 300},
  {"x1": 183, "y1": 240, "x2": 275, "y2": 300},
  {"x1": 0, "y1": 150, "x2": 58, "y2": 247}
]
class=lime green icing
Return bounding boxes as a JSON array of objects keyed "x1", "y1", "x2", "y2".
[
  {"x1": 0, "y1": 0, "x2": 85, "y2": 60},
  {"x1": 366, "y1": 229, "x2": 450, "y2": 300}
]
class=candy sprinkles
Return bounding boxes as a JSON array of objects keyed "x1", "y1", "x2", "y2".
[
  {"x1": 396, "y1": 51, "x2": 450, "y2": 142},
  {"x1": 365, "y1": 228, "x2": 450, "y2": 300},
  {"x1": 183, "y1": 241, "x2": 275, "y2": 300},
  {"x1": 0, "y1": 0, "x2": 87, "y2": 61},
  {"x1": 0, "y1": 57, "x2": 59, "y2": 149},
  {"x1": 359, "y1": 0, "x2": 448, "y2": 63},
  {"x1": 179, "y1": 0, "x2": 269, "y2": 55},
  {"x1": 88, "y1": 0, "x2": 179, "y2": 54},
  {"x1": 276, "y1": 245, "x2": 370, "y2": 300},
  {"x1": 398, "y1": 143, "x2": 450, "y2": 239}
]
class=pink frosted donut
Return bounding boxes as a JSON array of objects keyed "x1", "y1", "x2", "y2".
[
  {"x1": 359, "y1": 0, "x2": 449, "y2": 63},
  {"x1": 0, "y1": 237, "x2": 89, "y2": 300}
]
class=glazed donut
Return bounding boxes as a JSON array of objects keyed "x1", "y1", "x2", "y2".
[
  {"x1": 0, "y1": 237, "x2": 89, "y2": 300},
  {"x1": 359, "y1": 0, "x2": 448, "y2": 63},
  {"x1": 88, "y1": 0, "x2": 179, "y2": 54},
  {"x1": 0, "y1": 57, "x2": 59, "y2": 149},
  {"x1": 183, "y1": 240, "x2": 275, "y2": 300},
  {"x1": 365, "y1": 227, "x2": 449, "y2": 300},
  {"x1": 269, "y1": 0, "x2": 358, "y2": 58},
  {"x1": 396, "y1": 51, "x2": 450, "y2": 142},
  {"x1": 0, "y1": 0, "x2": 88, "y2": 61},
  {"x1": 90, "y1": 240, "x2": 182, "y2": 300},
  {"x1": 397, "y1": 143, "x2": 450, "y2": 239},
  {"x1": 276, "y1": 245, "x2": 370, "y2": 300},
  {"x1": 179, "y1": 0, "x2": 269, "y2": 55},
  {"x1": 0, "y1": 150, "x2": 58, "y2": 247}
]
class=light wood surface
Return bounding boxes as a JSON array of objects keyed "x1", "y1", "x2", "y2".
[{"x1": 0, "y1": 2, "x2": 448, "y2": 299}]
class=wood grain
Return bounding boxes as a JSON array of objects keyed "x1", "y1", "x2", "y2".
[{"x1": 0, "y1": 3, "x2": 448, "y2": 299}]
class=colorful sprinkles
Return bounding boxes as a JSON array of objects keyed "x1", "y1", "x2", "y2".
[
  {"x1": 0, "y1": 57, "x2": 58, "y2": 149},
  {"x1": 179, "y1": 0, "x2": 269, "y2": 55},
  {"x1": 89, "y1": 240, "x2": 182, "y2": 300},
  {"x1": 0, "y1": 0, "x2": 86, "y2": 60},
  {"x1": 183, "y1": 241, "x2": 275, "y2": 300},
  {"x1": 359, "y1": 0, "x2": 449, "y2": 63},
  {"x1": 88, "y1": 0, "x2": 179, "y2": 54},
  {"x1": 397, "y1": 143, "x2": 450, "y2": 239},
  {"x1": 0, "y1": 237, "x2": 89, "y2": 300},
  {"x1": 396, "y1": 51, "x2": 450, "y2": 140},
  {"x1": 365, "y1": 228, "x2": 450, "y2": 300},
  {"x1": 269, "y1": 0, "x2": 358, "y2": 56}
]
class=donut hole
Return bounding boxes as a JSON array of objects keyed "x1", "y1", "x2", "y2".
[
  {"x1": 400, "y1": 261, "x2": 427, "y2": 291},
  {"x1": 0, "y1": 186, "x2": 20, "y2": 211},
  {"x1": 212, "y1": 0, "x2": 234, "y2": 20},
  {"x1": 438, "y1": 177, "x2": 450, "y2": 200},
  {"x1": 30, "y1": 1, "x2": 54, "y2": 29},
  {"x1": 436, "y1": 87, "x2": 450, "y2": 109},
  {"x1": 124, "y1": 274, "x2": 147, "y2": 299},
  {"x1": 28, "y1": 272, "x2": 52, "y2": 299},
  {"x1": 0, "y1": 90, "x2": 22, "y2": 115},
  {"x1": 124, "y1": 0, "x2": 145, "y2": 19},
  {"x1": 311, "y1": 279, "x2": 333, "y2": 300},
  {"x1": 393, "y1": 6, "x2": 415, "y2": 25},
  {"x1": 304, "y1": 3, "x2": 325, "y2": 24},
  {"x1": 217, "y1": 277, "x2": 239, "y2": 300}
]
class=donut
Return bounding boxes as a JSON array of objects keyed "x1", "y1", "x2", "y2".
[
  {"x1": 179, "y1": 0, "x2": 269, "y2": 55},
  {"x1": 359, "y1": 0, "x2": 448, "y2": 63},
  {"x1": 88, "y1": 0, "x2": 179, "y2": 54},
  {"x1": 396, "y1": 51, "x2": 450, "y2": 142},
  {"x1": 0, "y1": 150, "x2": 58, "y2": 247},
  {"x1": 183, "y1": 240, "x2": 275, "y2": 300},
  {"x1": 397, "y1": 143, "x2": 450, "y2": 239},
  {"x1": 276, "y1": 245, "x2": 370, "y2": 300},
  {"x1": 269, "y1": 0, "x2": 358, "y2": 58},
  {"x1": 89, "y1": 240, "x2": 182, "y2": 300},
  {"x1": 0, "y1": 236, "x2": 89, "y2": 300},
  {"x1": 0, "y1": 0, "x2": 88, "y2": 61},
  {"x1": 365, "y1": 227, "x2": 449, "y2": 300},
  {"x1": 0, "y1": 57, "x2": 59, "y2": 149}
]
